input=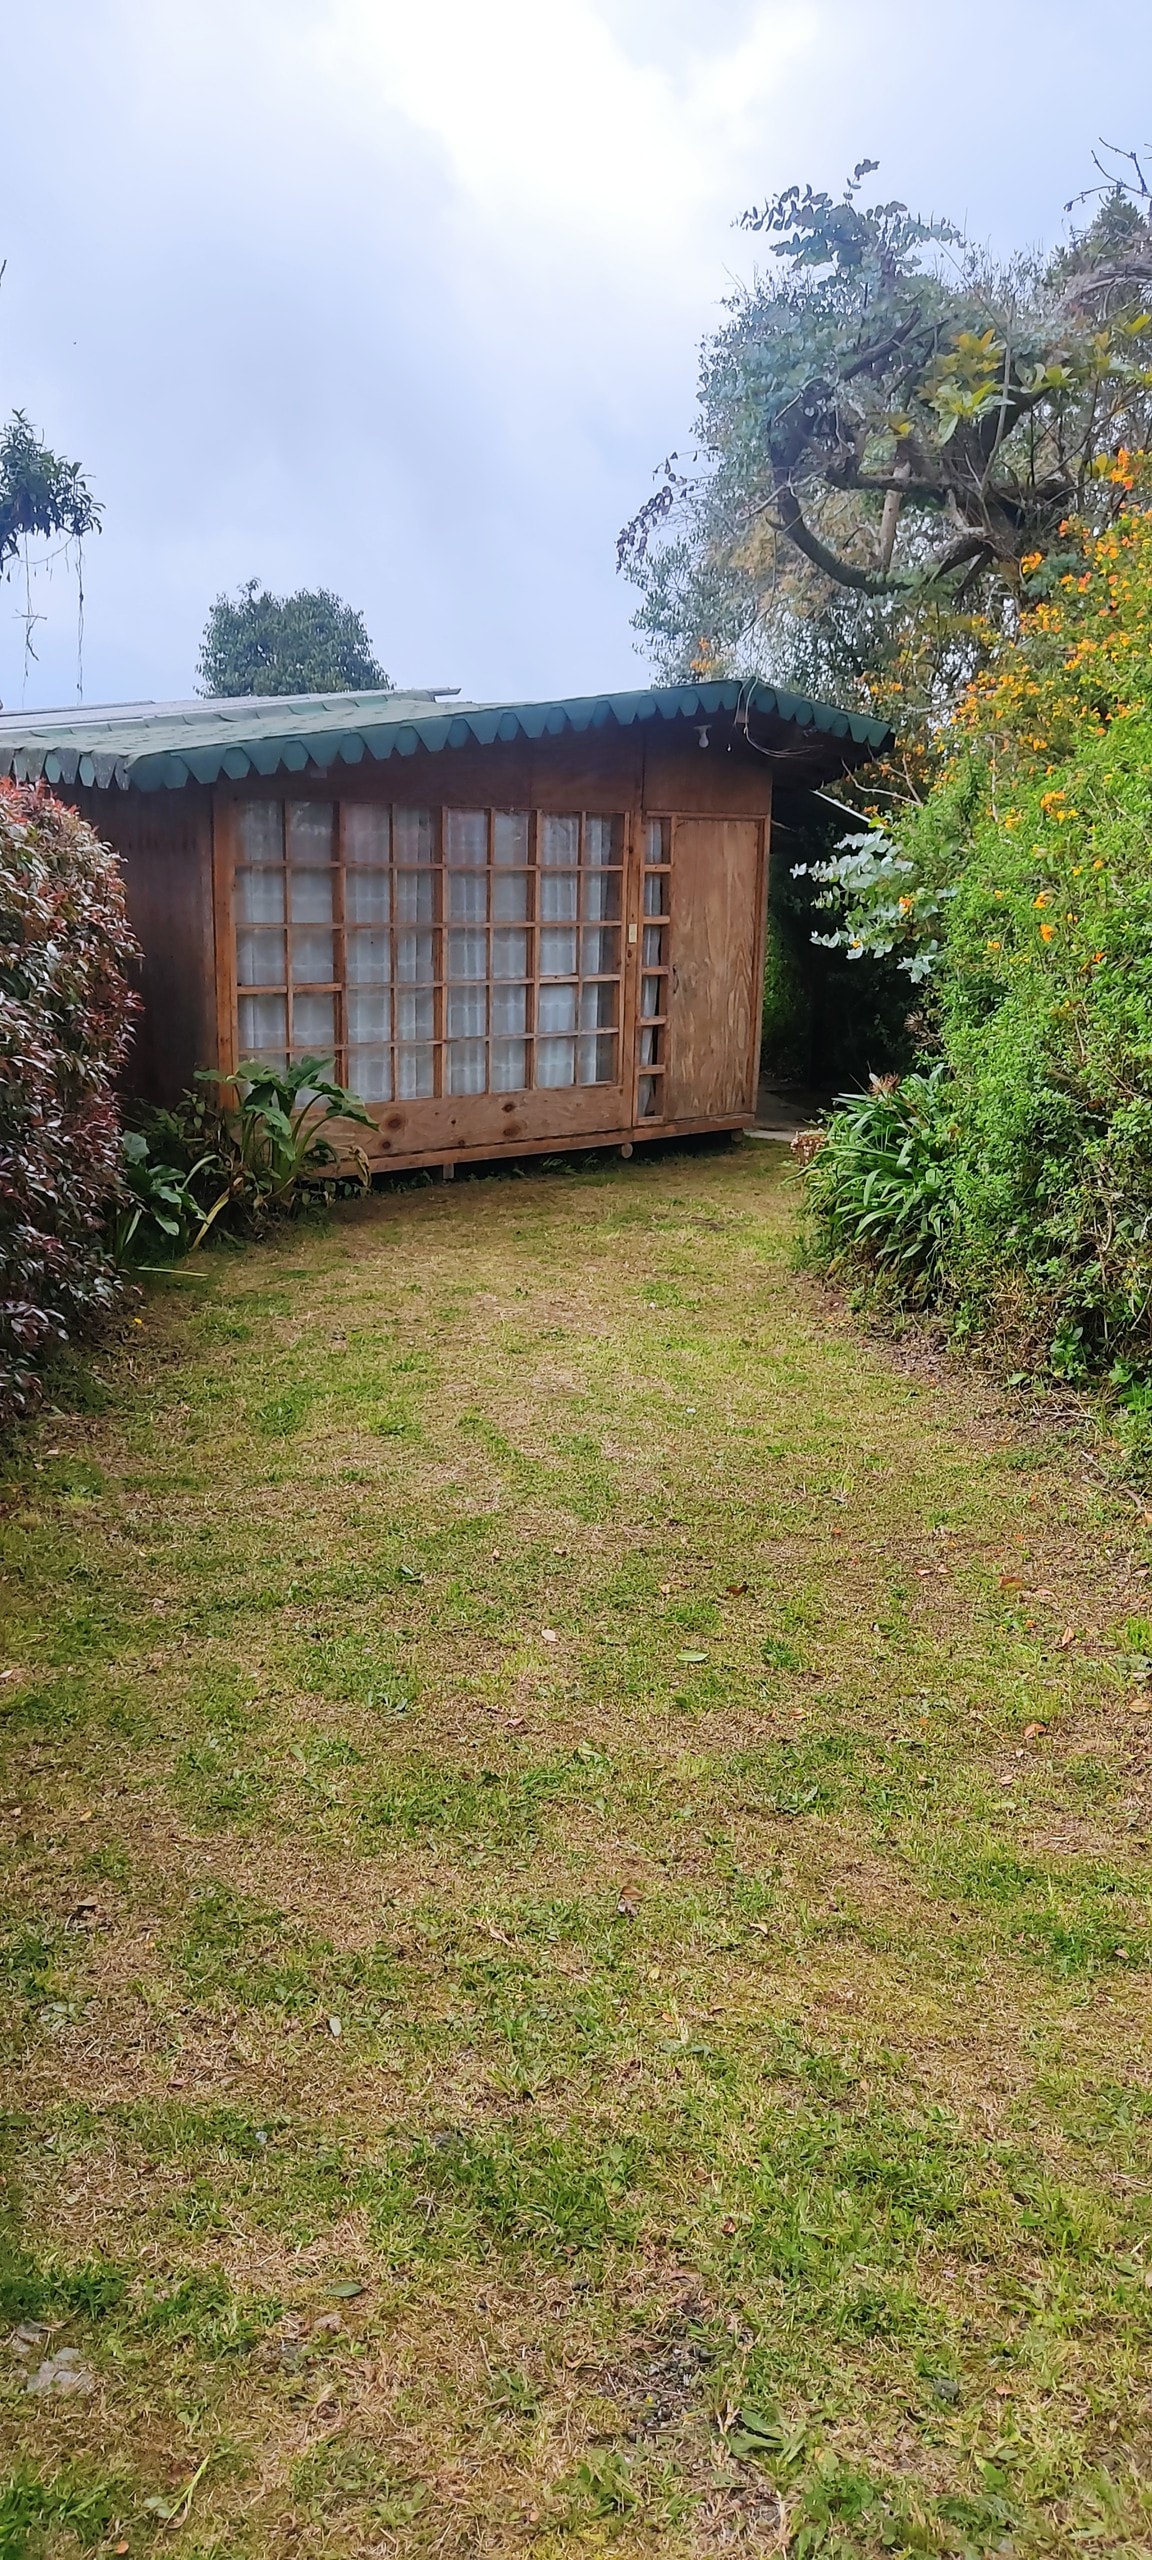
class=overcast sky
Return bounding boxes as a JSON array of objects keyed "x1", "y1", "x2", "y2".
[{"x1": 1, "y1": 0, "x2": 1146, "y2": 712}]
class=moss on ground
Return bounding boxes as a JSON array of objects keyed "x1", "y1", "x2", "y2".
[{"x1": 3, "y1": 1142, "x2": 1152, "y2": 2555}]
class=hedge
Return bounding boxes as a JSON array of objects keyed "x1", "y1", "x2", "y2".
[{"x1": 0, "y1": 781, "x2": 137, "y2": 1434}]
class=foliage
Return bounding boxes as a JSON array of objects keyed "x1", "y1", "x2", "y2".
[
  {"x1": 197, "y1": 579, "x2": 389, "y2": 698},
  {"x1": 804, "y1": 475, "x2": 1152, "y2": 1375},
  {"x1": 0, "y1": 782, "x2": 136, "y2": 1433},
  {"x1": 803, "y1": 1067, "x2": 956, "y2": 1298},
  {"x1": 0, "y1": 411, "x2": 100, "y2": 580},
  {"x1": 621, "y1": 153, "x2": 1152, "y2": 789},
  {"x1": 112, "y1": 1059, "x2": 375, "y2": 1267},
  {"x1": 761, "y1": 793, "x2": 920, "y2": 1087}
]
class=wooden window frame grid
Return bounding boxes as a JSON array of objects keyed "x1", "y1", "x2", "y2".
[{"x1": 215, "y1": 796, "x2": 629, "y2": 1106}]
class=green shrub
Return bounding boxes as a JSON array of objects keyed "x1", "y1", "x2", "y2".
[
  {"x1": 804, "y1": 486, "x2": 1152, "y2": 1375},
  {"x1": 804, "y1": 1067, "x2": 956, "y2": 1301},
  {"x1": 0, "y1": 782, "x2": 136, "y2": 1431}
]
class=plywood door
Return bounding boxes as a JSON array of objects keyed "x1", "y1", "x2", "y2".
[{"x1": 663, "y1": 817, "x2": 763, "y2": 1121}]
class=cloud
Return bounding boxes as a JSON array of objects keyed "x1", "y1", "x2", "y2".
[{"x1": 0, "y1": 0, "x2": 1145, "y2": 710}]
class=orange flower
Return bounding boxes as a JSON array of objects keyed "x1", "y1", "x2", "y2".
[{"x1": 1039, "y1": 921, "x2": 1056, "y2": 942}]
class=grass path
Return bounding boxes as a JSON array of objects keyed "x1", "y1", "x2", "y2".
[{"x1": 3, "y1": 1143, "x2": 1152, "y2": 2558}]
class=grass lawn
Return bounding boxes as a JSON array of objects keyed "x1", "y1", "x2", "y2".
[{"x1": 3, "y1": 1140, "x2": 1152, "y2": 2558}]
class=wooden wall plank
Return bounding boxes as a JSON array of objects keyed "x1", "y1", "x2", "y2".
[{"x1": 663, "y1": 817, "x2": 763, "y2": 1121}]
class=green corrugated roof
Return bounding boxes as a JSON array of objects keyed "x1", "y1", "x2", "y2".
[{"x1": 0, "y1": 681, "x2": 891, "y2": 794}]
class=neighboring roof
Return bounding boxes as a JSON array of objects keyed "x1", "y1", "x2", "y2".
[{"x1": 0, "y1": 681, "x2": 892, "y2": 794}]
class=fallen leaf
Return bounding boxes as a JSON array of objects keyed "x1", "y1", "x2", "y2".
[
  {"x1": 999, "y1": 1574, "x2": 1024, "y2": 1592},
  {"x1": 724, "y1": 1582, "x2": 749, "y2": 1597},
  {"x1": 505, "y1": 1715, "x2": 527, "y2": 1733},
  {"x1": 326, "y1": 2016, "x2": 342, "y2": 2038},
  {"x1": 1059, "y1": 1627, "x2": 1077, "y2": 1649},
  {"x1": 616, "y1": 1893, "x2": 638, "y2": 1919},
  {"x1": 679, "y1": 1650, "x2": 708, "y2": 1664},
  {"x1": 326, "y1": 2279, "x2": 366, "y2": 2299},
  {"x1": 541, "y1": 1628, "x2": 559, "y2": 1645},
  {"x1": 1023, "y1": 1722, "x2": 1048, "y2": 1742}
]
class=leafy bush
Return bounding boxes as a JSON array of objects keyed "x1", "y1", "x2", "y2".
[
  {"x1": 114, "y1": 1058, "x2": 374, "y2": 1267},
  {"x1": 0, "y1": 781, "x2": 136, "y2": 1431},
  {"x1": 803, "y1": 471, "x2": 1152, "y2": 1375},
  {"x1": 804, "y1": 1068, "x2": 956, "y2": 1300}
]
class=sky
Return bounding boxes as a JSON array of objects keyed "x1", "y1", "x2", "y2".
[{"x1": 1, "y1": 0, "x2": 1147, "y2": 712}]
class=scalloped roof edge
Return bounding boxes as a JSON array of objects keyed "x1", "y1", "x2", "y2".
[{"x1": 0, "y1": 681, "x2": 893, "y2": 794}]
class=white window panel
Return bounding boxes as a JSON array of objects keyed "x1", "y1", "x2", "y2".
[
  {"x1": 397, "y1": 989, "x2": 434, "y2": 1043},
  {"x1": 292, "y1": 993, "x2": 335, "y2": 1052},
  {"x1": 396, "y1": 1044, "x2": 435, "y2": 1097},
  {"x1": 536, "y1": 1036, "x2": 576, "y2": 1086},
  {"x1": 344, "y1": 804, "x2": 390, "y2": 864},
  {"x1": 447, "y1": 870, "x2": 488, "y2": 924},
  {"x1": 581, "y1": 927, "x2": 618, "y2": 976},
  {"x1": 289, "y1": 868, "x2": 334, "y2": 923},
  {"x1": 236, "y1": 927, "x2": 285, "y2": 987},
  {"x1": 348, "y1": 1045, "x2": 392, "y2": 1101},
  {"x1": 447, "y1": 1039, "x2": 487, "y2": 1094},
  {"x1": 539, "y1": 872, "x2": 578, "y2": 923},
  {"x1": 491, "y1": 928, "x2": 528, "y2": 980},
  {"x1": 642, "y1": 924, "x2": 666, "y2": 967},
  {"x1": 491, "y1": 982, "x2": 527, "y2": 1037},
  {"x1": 287, "y1": 803, "x2": 335, "y2": 863},
  {"x1": 347, "y1": 929, "x2": 390, "y2": 986},
  {"x1": 444, "y1": 809, "x2": 488, "y2": 866},
  {"x1": 491, "y1": 1038, "x2": 528, "y2": 1092},
  {"x1": 447, "y1": 985, "x2": 487, "y2": 1038},
  {"x1": 492, "y1": 871, "x2": 530, "y2": 922},
  {"x1": 540, "y1": 813, "x2": 580, "y2": 867},
  {"x1": 447, "y1": 928, "x2": 486, "y2": 982},
  {"x1": 290, "y1": 929, "x2": 334, "y2": 983},
  {"x1": 640, "y1": 975, "x2": 663, "y2": 1019},
  {"x1": 347, "y1": 987, "x2": 391, "y2": 1043},
  {"x1": 394, "y1": 807, "x2": 434, "y2": 864},
  {"x1": 585, "y1": 815, "x2": 623, "y2": 867},
  {"x1": 493, "y1": 810, "x2": 529, "y2": 865},
  {"x1": 540, "y1": 927, "x2": 577, "y2": 978},
  {"x1": 645, "y1": 816, "x2": 671, "y2": 863},
  {"x1": 583, "y1": 870, "x2": 620, "y2": 921},
  {"x1": 238, "y1": 992, "x2": 287, "y2": 1051},
  {"x1": 578, "y1": 1033, "x2": 617, "y2": 1086},
  {"x1": 394, "y1": 871, "x2": 435, "y2": 926},
  {"x1": 234, "y1": 869, "x2": 284, "y2": 926},
  {"x1": 537, "y1": 981, "x2": 577, "y2": 1035},
  {"x1": 236, "y1": 802, "x2": 283, "y2": 864},
  {"x1": 579, "y1": 979, "x2": 617, "y2": 1030},
  {"x1": 396, "y1": 931, "x2": 435, "y2": 984},
  {"x1": 345, "y1": 869, "x2": 390, "y2": 924}
]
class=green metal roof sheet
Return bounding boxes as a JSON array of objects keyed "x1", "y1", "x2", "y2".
[{"x1": 0, "y1": 682, "x2": 892, "y2": 794}]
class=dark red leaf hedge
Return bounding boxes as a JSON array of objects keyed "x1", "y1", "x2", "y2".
[{"x1": 0, "y1": 780, "x2": 138, "y2": 1434}]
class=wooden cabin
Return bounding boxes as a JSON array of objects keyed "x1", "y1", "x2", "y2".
[{"x1": 0, "y1": 682, "x2": 888, "y2": 1174}]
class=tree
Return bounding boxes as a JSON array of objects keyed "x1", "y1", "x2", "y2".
[
  {"x1": 197, "y1": 581, "x2": 389, "y2": 698},
  {"x1": 620, "y1": 150, "x2": 1152, "y2": 790},
  {"x1": 0, "y1": 411, "x2": 100, "y2": 578}
]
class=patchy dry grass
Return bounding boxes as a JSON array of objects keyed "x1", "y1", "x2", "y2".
[{"x1": 3, "y1": 1140, "x2": 1152, "y2": 2556}]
